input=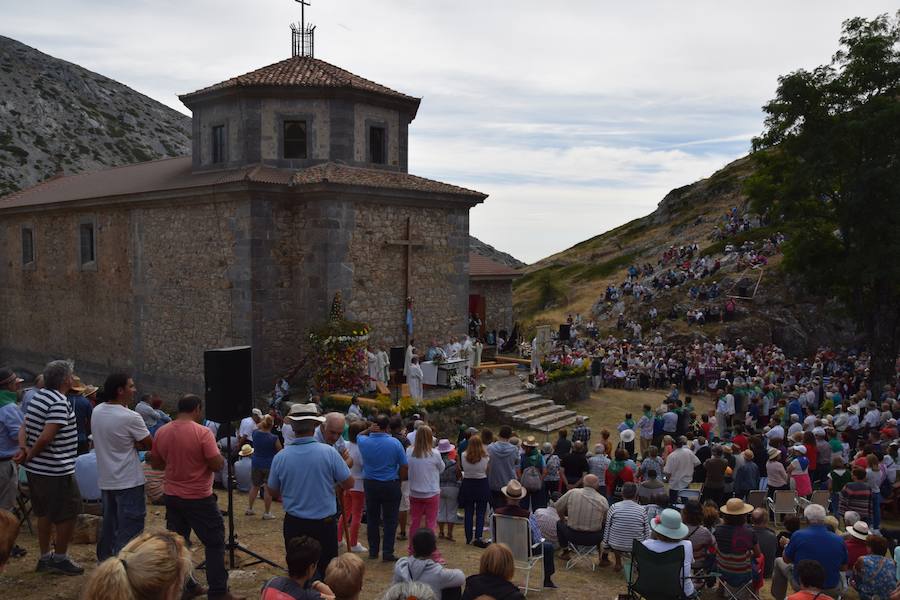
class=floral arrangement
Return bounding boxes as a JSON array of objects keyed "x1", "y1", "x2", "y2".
[
  {"x1": 306, "y1": 293, "x2": 371, "y2": 393},
  {"x1": 534, "y1": 363, "x2": 589, "y2": 386},
  {"x1": 322, "y1": 389, "x2": 467, "y2": 418}
]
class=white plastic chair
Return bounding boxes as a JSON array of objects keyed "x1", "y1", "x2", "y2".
[
  {"x1": 766, "y1": 490, "x2": 798, "y2": 526},
  {"x1": 798, "y1": 489, "x2": 829, "y2": 511},
  {"x1": 675, "y1": 488, "x2": 701, "y2": 509},
  {"x1": 747, "y1": 489, "x2": 767, "y2": 509},
  {"x1": 492, "y1": 514, "x2": 543, "y2": 595}
]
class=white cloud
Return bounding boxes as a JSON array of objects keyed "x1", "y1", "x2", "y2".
[{"x1": 5, "y1": 0, "x2": 897, "y2": 263}]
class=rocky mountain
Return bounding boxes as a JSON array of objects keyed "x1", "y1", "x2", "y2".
[
  {"x1": 469, "y1": 236, "x2": 526, "y2": 268},
  {"x1": 513, "y1": 157, "x2": 857, "y2": 356},
  {"x1": 0, "y1": 36, "x2": 191, "y2": 196}
]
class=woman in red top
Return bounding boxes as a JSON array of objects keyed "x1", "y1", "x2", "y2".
[
  {"x1": 606, "y1": 448, "x2": 635, "y2": 500},
  {"x1": 803, "y1": 431, "x2": 817, "y2": 472}
]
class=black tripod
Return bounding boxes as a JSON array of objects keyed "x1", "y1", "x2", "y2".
[{"x1": 205, "y1": 423, "x2": 283, "y2": 571}]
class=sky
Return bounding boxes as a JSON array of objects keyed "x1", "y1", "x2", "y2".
[{"x1": 4, "y1": 1, "x2": 898, "y2": 263}]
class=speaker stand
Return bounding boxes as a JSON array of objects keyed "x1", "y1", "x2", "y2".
[{"x1": 200, "y1": 425, "x2": 283, "y2": 572}]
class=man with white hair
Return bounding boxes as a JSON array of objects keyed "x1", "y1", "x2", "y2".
[
  {"x1": 315, "y1": 412, "x2": 352, "y2": 467},
  {"x1": 238, "y1": 408, "x2": 262, "y2": 446},
  {"x1": 556, "y1": 474, "x2": 608, "y2": 557},
  {"x1": 770, "y1": 504, "x2": 847, "y2": 600}
]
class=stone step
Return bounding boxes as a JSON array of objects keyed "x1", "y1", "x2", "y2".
[
  {"x1": 528, "y1": 409, "x2": 577, "y2": 428},
  {"x1": 487, "y1": 393, "x2": 543, "y2": 410},
  {"x1": 484, "y1": 387, "x2": 533, "y2": 403},
  {"x1": 528, "y1": 414, "x2": 590, "y2": 433},
  {"x1": 513, "y1": 404, "x2": 562, "y2": 422},
  {"x1": 500, "y1": 399, "x2": 554, "y2": 416}
]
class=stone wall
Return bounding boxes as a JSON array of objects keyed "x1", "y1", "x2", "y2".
[
  {"x1": 345, "y1": 201, "x2": 469, "y2": 348},
  {"x1": 419, "y1": 399, "x2": 485, "y2": 440},
  {"x1": 469, "y1": 279, "x2": 515, "y2": 333},
  {"x1": 539, "y1": 376, "x2": 591, "y2": 405}
]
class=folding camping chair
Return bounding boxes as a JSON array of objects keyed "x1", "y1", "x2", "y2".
[
  {"x1": 766, "y1": 490, "x2": 798, "y2": 526},
  {"x1": 13, "y1": 467, "x2": 33, "y2": 534},
  {"x1": 492, "y1": 514, "x2": 543, "y2": 596},
  {"x1": 624, "y1": 538, "x2": 689, "y2": 600},
  {"x1": 746, "y1": 490, "x2": 767, "y2": 509},
  {"x1": 565, "y1": 541, "x2": 599, "y2": 571}
]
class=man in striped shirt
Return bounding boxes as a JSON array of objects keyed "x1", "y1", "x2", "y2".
[
  {"x1": 601, "y1": 482, "x2": 649, "y2": 571},
  {"x1": 14, "y1": 360, "x2": 83, "y2": 575}
]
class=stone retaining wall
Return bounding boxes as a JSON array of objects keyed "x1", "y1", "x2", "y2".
[{"x1": 538, "y1": 376, "x2": 590, "y2": 404}]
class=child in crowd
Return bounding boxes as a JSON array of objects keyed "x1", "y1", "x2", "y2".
[
  {"x1": 787, "y1": 560, "x2": 834, "y2": 600},
  {"x1": 324, "y1": 553, "x2": 365, "y2": 600},
  {"x1": 261, "y1": 536, "x2": 335, "y2": 600}
]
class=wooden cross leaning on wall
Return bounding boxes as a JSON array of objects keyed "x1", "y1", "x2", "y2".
[{"x1": 386, "y1": 216, "x2": 424, "y2": 342}]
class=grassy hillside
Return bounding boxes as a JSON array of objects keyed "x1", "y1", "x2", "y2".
[{"x1": 515, "y1": 156, "x2": 754, "y2": 327}]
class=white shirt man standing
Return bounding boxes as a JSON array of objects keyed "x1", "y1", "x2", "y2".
[
  {"x1": 238, "y1": 408, "x2": 262, "y2": 445},
  {"x1": 90, "y1": 373, "x2": 152, "y2": 560},
  {"x1": 663, "y1": 437, "x2": 700, "y2": 505}
]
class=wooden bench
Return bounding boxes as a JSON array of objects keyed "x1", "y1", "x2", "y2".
[
  {"x1": 496, "y1": 356, "x2": 531, "y2": 367},
  {"x1": 472, "y1": 363, "x2": 518, "y2": 376},
  {"x1": 329, "y1": 393, "x2": 381, "y2": 408}
]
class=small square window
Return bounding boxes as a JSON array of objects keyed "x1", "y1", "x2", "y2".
[
  {"x1": 22, "y1": 227, "x2": 34, "y2": 266},
  {"x1": 369, "y1": 126, "x2": 386, "y2": 164},
  {"x1": 211, "y1": 125, "x2": 225, "y2": 164},
  {"x1": 80, "y1": 223, "x2": 95, "y2": 266},
  {"x1": 283, "y1": 120, "x2": 308, "y2": 159}
]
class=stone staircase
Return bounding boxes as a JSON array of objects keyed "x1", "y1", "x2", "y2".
[{"x1": 480, "y1": 372, "x2": 588, "y2": 433}]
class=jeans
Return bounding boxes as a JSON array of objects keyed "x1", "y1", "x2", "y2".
[
  {"x1": 872, "y1": 491, "x2": 882, "y2": 529},
  {"x1": 284, "y1": 513, "x2": 337, "y2": 579},
  {"x1": 98, "y1": 485, "x2": 146, "y2": 560},
  {"x1": 164, "y1": 494, "x2": 227, "y2": 597},
  {"x1": 339, "y1": 489, "x2": 365, "y2": 547},
  {"x1": 408, "y1": 494, "x2": 441, "y2": 558},
  {"x1": 520, "y1": 488, "x2": 548, "y2": 512},
  {"x1": 461, "y1": 479, "x2": 490, "y2": 543},
  {"x1": 364, "y1": 479, "x2": 401, "y2": 558}
]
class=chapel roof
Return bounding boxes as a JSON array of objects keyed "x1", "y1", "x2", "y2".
[
  {"x1": 469, "y1": 253, "x2": 523, "y2": 280},
  {"x1": 0, "y1": 157, "x2": 485, "y2": 211},
  {"x1": 179, "y1": 55, "x2": 420, "y2": 108}
]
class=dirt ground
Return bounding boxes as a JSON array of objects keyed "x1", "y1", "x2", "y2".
[{"x1": 2, "y1": 388, "x2": 867, "y2": 600}]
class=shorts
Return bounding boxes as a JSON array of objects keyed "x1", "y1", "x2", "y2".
[
  {"x1": 26, "y1": 471, "x2": 82, "y2": 523},
  {"x1": 251, "y1": 468, "x2": 270, "y2": 487},
  {"x1": 400, "y1": 480, "x2": 410, "y2": 512}
]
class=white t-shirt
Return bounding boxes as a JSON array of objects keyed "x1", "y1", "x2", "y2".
[
  {"x1": 90, "y1": 402, "x2": 151, "y2": 490},
  {"x1": 461, "y1": 453, "x2": 489, "y2": 479},
  {"x1": 406, "y1": 447, "x2": 445, "y2": 498},
  {"x1": 238, "y1": 416, "x2": 257, "y2": 440},
  {"x1": 348, "y1": 442, "x2": 364, "y2": 492}
]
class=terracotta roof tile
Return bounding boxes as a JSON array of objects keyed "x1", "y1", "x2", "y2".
[
  {"x1": 292, "y1": 162, "x2": 485, "y2": 198},
  {"x1": 180, "y1": 56, "x2": 419, "y2": 105},
  {"x1": 0, "y1": 158, "x2": 485, "y2": 210},
  {"x1": 469, "y1": 253, "x2": 522, "y2": 279}
]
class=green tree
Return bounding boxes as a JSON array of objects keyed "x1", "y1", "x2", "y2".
[{"x1": 747, "y1": 13, "x2": 900, "y2": 393}]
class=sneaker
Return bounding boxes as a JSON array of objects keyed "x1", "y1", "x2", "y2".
[
  {"x1": 382, "y1": 554, "x2": 399, "y2": 562},
  {"x1": 350, "y1": 543, "x2": 368, "y2": 553},
  {"x1": 244, "y1": 509, "x2": 256, "y2": 516},
  {"x1": 11, "y1": 545, "x2": 26, "y2": 558},
  {"x1": 36, "y1": 555, "x2": 52, "y2": 572},
  {"x1": 262, "y1": 512, "x2": 276, "y2": 520},
  {"x1": 472, "y1": 539, "x2": 490, "y2": 548},
  {"x1": 46, "y1": 555, "x2": 84, "y2": 576}
]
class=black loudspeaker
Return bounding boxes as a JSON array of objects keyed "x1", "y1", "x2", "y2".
[
  {"x1": 389, "y1": 346, "x2": 406, "y2": 371},
  {"x1": 204, "y1": 346, "x2": 252, "y2": 423},
  {"x1": 558, "y1": 324, "x2": 571, "y2": 341}
]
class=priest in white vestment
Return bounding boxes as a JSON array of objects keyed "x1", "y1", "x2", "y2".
[
  {"x1": 366, "y1": 347, "x2": 379, "y2": 392},
  {"x1": 408, "y1": 356, "x2": 424, "y2": 400},
  {"x1": 377, "y1": 345, "x2": 390, "y2": 383},
  {"x1": 403, "y1": 339, "x2": 415, "y2": 377},
  {"x1": 462, "y1": 335, "x2": 475, "y2": 371}
]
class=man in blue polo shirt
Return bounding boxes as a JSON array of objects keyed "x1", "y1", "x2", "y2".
[
  {"x1": 770, "y1": 503, "x2": 847, "y2": 599},
  {"x1": 268, "y1": 403, "x2": 353, "y2": 578},
  {"x1": 357, "y1": 413, "x2": 408, "y2": 562}
]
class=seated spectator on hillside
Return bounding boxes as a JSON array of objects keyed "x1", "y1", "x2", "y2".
[
  {"x1": 492, "y1": 480, "x2": 556, "y2": 589},
  {"x1": 845, "y1": 521, "x2": 872, "y2": 569},
  {"x1": 261, "y1": 536, "x2": 335, "y2": 600},
  {"x1": 81, "y1": 531, "x2": 192, "y2": 600},
  {"x1": 681, "y1": 500, "x2": 715, "y2": 568},
  {"x1": 393, "y1": 529, "x2": 465, "y2": 600},
  {"x1": 851, "y1": 534, "x2": 897, "y2": 600},
  {"x1": 643, "y1": 509, "x2": 696, "y2": 598},
  {"x1": 776, "y1": 515, "x2": 801, "y2": 558},
  {"x1": 533, "y1": 499, "x2": 560, "y2": 548},
  {"x1": 714, "y1": 498, "x2": 761, "y2": 592},
  {"x1": 637, "y1": 468, "x2": 668, "y2": 506},
  {"x1": 602, "y1": 482, "x2": 649, "y2": 572},
  {"x1": 325, "y1": 553, "x2": 365, "y2": 600},
  {"x1": 461, "y1": 543, "x2": 525, "y2": 600},
  {"x1": 555, "y1": 474, "x2": 608, "y2": 558},
  {"x1": 786, "y1": 560, "x2": 835, "y2": 600},
  {"x1": 771, "y1": 504, "x2": 848, "y2": 600},
  {"x1": 0, "y1": 509, "x2": 21, "y2": 571},
  {"x1": 752, "y1": 508, "x2": 778, "y2": 579}
]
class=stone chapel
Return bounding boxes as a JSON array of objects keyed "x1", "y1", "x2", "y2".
[{"x1": 0, "y1": 52, "x2": 494, "y2": 396}]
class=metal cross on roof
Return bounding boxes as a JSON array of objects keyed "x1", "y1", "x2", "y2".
[{"x1": 291, "y1": 0, "x2": 316, "y2": 57}]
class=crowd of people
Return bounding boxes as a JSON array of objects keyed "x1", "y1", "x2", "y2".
[{"x1": 4, "y1": 326, "x2": 900, "y2": 600}]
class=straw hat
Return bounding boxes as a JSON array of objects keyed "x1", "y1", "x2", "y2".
[
  {"x1": 437, "y1": 439, "x2": 455, "y2": 453},
  {"x1": 69, "y1": 376, "x2": 87, "y2": 394},
  {"x1": 501, "y1": 479, "x2": 527, "y2": 500},
  {"x1": 83, "y1": 385, "x2": 99, "y2": 397},
  {"x1": 767, "y1": 447, "x2": 781, "y2": 460},
  {"x1": 286, "y1": 403, "x2": 325, "y2": 423},
  {"x1": 720, "y1": 498, "x2": 753, "y2": 515},
  {"x1": 650, "y1": 508, "x2": 689, "y2": 540},
  {"x1": 522, "y1": 436, "x2": 538, "y2": 448},
  {"x1": 238, "y1": 444, "x2": 254, "y2": 457},
  {"x1": 620, "y1": 429, "x2": 636, "y2": 443},
  {"x1": 847, "y1": 521, "x2": 871, "y2": 541},
  {"x1": 742, "y1": 449, "x2": 754, "y2": 461}
]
